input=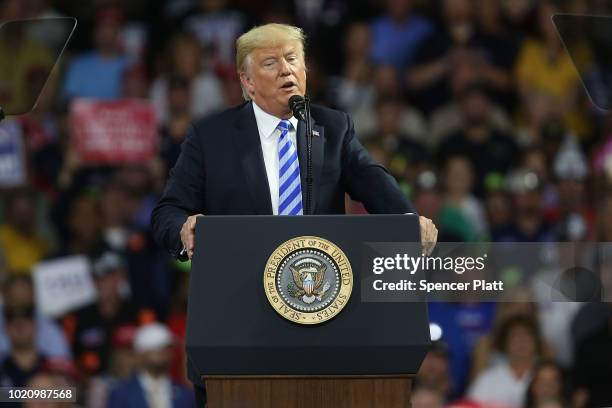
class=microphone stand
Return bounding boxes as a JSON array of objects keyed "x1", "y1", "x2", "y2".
[{"x1": 304, "y1": 95, "x2": 313, "y2": 215}]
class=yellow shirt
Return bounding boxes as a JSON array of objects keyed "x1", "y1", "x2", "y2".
[
  {"x1": 0, "y1": 224, "x2": 49, "y2": 275},
  {"x1": 515, "y1": 39, "x2": 580, "y2": 98},
  {"x1": 515, "y1": 38, "x2": 591, "y2": 138}
]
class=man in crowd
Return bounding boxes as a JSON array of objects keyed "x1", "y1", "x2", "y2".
[
  {"x1": 108, "y1": 322, "x2": 194, "y2": 408},
  {"x1": 0, "y1": 304, "x2": 47, "y2": 388},
  {"x1": 67, "y1": 251, "x2": 140, "y2": 375}
]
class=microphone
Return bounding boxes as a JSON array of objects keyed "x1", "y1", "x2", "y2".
[
  {"x1": 289, "y1": 95, "x2": 307, "y2": 122},
  {"x1": 288, "y1": 94, "x2": 313, "y2": 214}
]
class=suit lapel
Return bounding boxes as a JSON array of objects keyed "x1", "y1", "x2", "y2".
[
  {"x1": 233, "y1": 102, "x2": 273, "y2": 215},
  {"x1": 297, "y1": 117, "x2": 324, "y2": 214}
]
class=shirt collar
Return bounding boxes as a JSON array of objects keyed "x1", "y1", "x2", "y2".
[
  {"x1": 252, "y1": 100, "x2": 299, "y2": 139},
  {"x1": 139, "y1": 372, "x2": 170, "y2": 391}
]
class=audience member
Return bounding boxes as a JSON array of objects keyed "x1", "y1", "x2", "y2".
[
  {"x1": 436, "y1": 82, "x2": 520, "y2": 196},
  {"x1": 0, "y1": 276, "x2": 71, "y2": 359},
  {"x1": 182, "y1": 0, "x2": 247, "y2": 69},
  {"x1": 407, "y1": 0, "x2": 512, "y2": 114},
  {"x1": 492, "y1": 169, "x2": 554, "y2": 242},
  {"x1": 416, "y1": 342, "x2": 453, "y2": 399},
  {"x1": 24, "y1": 371, "x2": 75, "y2": 408},
  {"x1": 108, "y1": 322, "x2": 195, "y2": 408},
  {"x1": 442, "y1": 155, "x2": 488, "y2": 239},
  {"x1": 514, "y1": 1, "x2": 588, "y2": 139},
  {"x1": 150, "y1": 32, "x2": 224, "y2": 125},
  {"x1": 158, "y1": 75, "x2": 193, "y2": 171},
  {"x1": 334, "y1": 22, "x2": 374, "y2": 113},
  {"x1": 411, "y1": 169, "x2": 477, "y2": 242},
  {"x1": 352, "y1": 65, "x2": 428, "y2": 140},
  {"x1": 62, "y1": 7, "x2": 132, "y2": 100},
  {"x1": 484, "y1": 193, "x2": 510, "y2": 231},
  {"x1": 369, "y1": 0, "x2": 433, "y2": 73},
  {"x1": 468, "y1": 316, "x2": 544, "y2": 408},
  {"x1": 53, "y1": 193, "x2": 107, "y2": 259},
  {"x1": 429, "y1": 70, "x2": 512, "y2": 149},
  {"x1": 470, "y1": 290, "x2": 553, "y2": 380},
  {"x1": 524, "y1": 360, "x2": 567, "y2": 408},
  {"x1": 499, "y1": 0, "x2": 536, "y2": 42},
  {"x1": 0, "y1": 188, "x2": 50, "y2": 275},
  {"x1": 411, "y1": 384, "x2": 446, "y2": 408},
  {"x1": 428, "y1": 301, "x2": 496, "y2": 397},
  {"x1": 0, "y1": 304, "x2": 48, "y2": 387},
  {"x1": 65, "y1": 251, "x2": 141, "y2": 376},
  {"x1": 122, "y1": 64, "x2": 150, "y2": 100},
  {"x1": 363, "y1": 96, "x2": 428, "y2": 181}
]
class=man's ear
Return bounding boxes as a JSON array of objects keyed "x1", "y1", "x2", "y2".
[{"x1": 239, "y1": 72, "x2": 254, "y2": 96}]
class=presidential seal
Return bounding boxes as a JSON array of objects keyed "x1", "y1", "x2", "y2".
[{"x1": 263, "y1": 236, "x2": 353, "y2": 325}]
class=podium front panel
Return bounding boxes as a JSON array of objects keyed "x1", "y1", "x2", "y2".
[{"x1": 186, "y1": 215, "x2": 430, "y2": 376}]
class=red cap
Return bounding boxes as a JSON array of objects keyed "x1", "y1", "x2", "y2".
[
  {"x1": 96, "y1": 7, "x2": 125, "y2": 25},
  {"x1": 112, "y1": 324, "x2": 138, "y2": 349},
  {"x1": 44, "y1": 357, "x2": 79, "y2": 379}
]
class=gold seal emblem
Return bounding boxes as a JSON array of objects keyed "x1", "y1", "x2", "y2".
[{"x1": 264, "y1": 236, "x2": 353, "y2": 325}]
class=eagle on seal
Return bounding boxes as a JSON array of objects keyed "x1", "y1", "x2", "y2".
[{"x1": 289, "y1": 262, "x2": 327, "y2": 304}]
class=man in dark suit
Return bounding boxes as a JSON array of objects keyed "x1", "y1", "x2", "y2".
[{"x1": 151, "y1": 23, "x2": 437, "y2": 406}]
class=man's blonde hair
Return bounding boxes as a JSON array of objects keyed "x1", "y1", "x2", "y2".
[{"x1": 236, "y1": 23, "x2": 306, "y2": 100}]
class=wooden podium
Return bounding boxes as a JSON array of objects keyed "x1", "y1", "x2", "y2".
[
  {"x1": 186, "y1": 215, "x2": 429, "y2": 408},
  {"x1": 204, "y1": 376, "x2": 413, "y2": 408}
]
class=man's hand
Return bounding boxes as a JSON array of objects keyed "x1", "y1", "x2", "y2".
[
  {"x1": 420, "y1": 216, "x2": 438, "y2": 256},
  {"x1": 181, "y1": 214, "x2": 204, "y2": 260}
]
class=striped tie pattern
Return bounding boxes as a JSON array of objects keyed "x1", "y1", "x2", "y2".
[{"x1": 277, "y1": 120, "x2": 303, "y2": 215}]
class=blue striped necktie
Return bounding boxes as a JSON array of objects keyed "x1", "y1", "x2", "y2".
[{"x1": 277, "y1": 120, "x2": 303, "y2": 215}]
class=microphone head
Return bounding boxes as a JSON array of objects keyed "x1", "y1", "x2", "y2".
[
  {"x1": 288, "y1": 94, "x2": 304, "y2": 109},
  {"x1": 288, "y1": 95, "x2": 306, "y2": 121}
]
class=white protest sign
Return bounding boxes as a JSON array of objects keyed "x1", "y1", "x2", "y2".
[{"x1": 33, "y1": 255, "x2": 97, "y2": 317}]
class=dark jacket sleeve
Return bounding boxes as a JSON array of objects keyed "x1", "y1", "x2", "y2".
[
  {"x1": 151, "y1": 125, "x2": 206, "y2": 257},
  {"x1": 340, "y1": 112, "x2": 416, "y2": 214}
]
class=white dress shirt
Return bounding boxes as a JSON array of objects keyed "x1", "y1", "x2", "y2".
[
  {"x1": 252, "y1": 101, "x2": 300, "y2": 215},
  {"x1": 139, "y1": 372, "x2": 172, "y2": 408}
]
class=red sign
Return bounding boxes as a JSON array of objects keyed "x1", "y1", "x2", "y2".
[{"x1": 70, "y1": 99, "x2": 157, "y2": 165}]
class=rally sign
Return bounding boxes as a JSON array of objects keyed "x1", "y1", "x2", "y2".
[
  {"x1": 33, "y1": 255, "x2": 97, "y2": 317},
  {"x1": 70, "y1": 98, "x2": 157, "y2": 165}
]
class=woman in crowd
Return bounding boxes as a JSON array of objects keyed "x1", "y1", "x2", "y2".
[
  {"x1": 468, "y1": 315, "x2": 544, "y2": 408},
  {"x1": 524, "y1": 360, "x2": 567, "y2": 408}
]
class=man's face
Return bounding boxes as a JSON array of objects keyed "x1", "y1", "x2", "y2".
[
  {"x1": 461, "y1": 92, "x2": 490, "y2": 126},
  {"x1": 140, "y1": 346, "x2": 173, "y2": 376},
  {"x1": 6, "y1": 314, "x2": 35, "y2": 349},
  {"x1": 4, "y1": 279, "x2": 34, "y2": 307},
  {"x1": 68, "y1": 197, "x2": 100, "y2": 242},
  {"x1": 240, "y1": 42, "x2": 306, "y2": 117},
  {"x1": 95, "y1": 270, "x2": 124, "y2": 303},
  {"x1": 8, "y1": 195, "x2": 36, "y2": 234},
  {"x1": 94, "y1": 19, "x2": 121, "y2": 53}
]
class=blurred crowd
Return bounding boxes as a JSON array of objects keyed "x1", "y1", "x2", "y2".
[{"x1": 0, "y1": 0, "x2": 611, "y2": 407}]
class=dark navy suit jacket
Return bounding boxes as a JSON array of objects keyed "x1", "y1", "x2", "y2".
[
  {"x1": 151, "y1": 101, "x2": 415, "y2": 258},
  {"x1": 108, "y1": 376, "x2": 195, "y2": 408}
]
